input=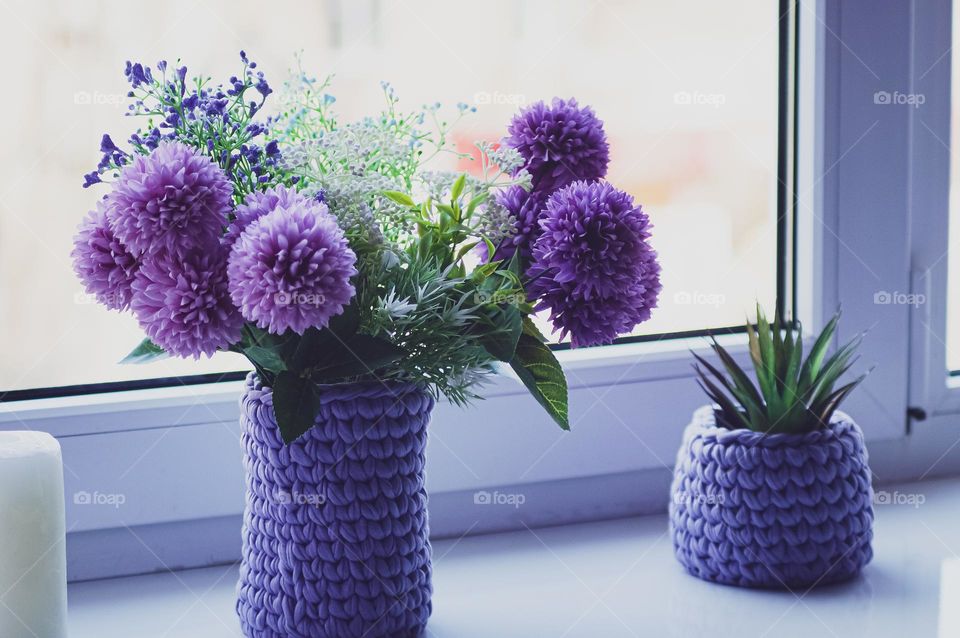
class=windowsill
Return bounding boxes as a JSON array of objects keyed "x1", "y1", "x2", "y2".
[{"x1": 69, "y1": 476, "x2": 960, "y2": 637}]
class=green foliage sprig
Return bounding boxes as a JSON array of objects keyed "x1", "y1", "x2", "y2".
[{"x1": 693, "y1": 306, "x2": 870, "y2": 434}]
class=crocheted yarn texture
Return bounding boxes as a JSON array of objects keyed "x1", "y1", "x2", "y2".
[
  {"x1": 237, "y1": 373, "x2": 434, "y2": 638},
  {"x1": 669, "y1": 406, "x2": 873, "y2": 588}
]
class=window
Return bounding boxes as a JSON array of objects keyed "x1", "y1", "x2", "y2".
[
  {"x1": 0, "y1": 0, "x2": 782, "y2": 396},
  {"x1": 947, "y1": 0, "x2": 960, "y2": 374}
]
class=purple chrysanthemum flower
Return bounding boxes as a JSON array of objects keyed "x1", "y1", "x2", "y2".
[
  {"x1": 227, "y1": 200, "x2": 357, "y2": 335},
  {"x1": 109, "y1": 141, "x2": 233, "y2": 257},
  {"x1": 130, "y1": 247, "x2": 243, "y2": 359},
  {"x1": 533, "y1": 181, "x2": 655, "y2": 297},
  {"x1": 528, "y1": 180, "x2": 660, "y2": 347},
  {"x1": 492, "y1": 186, "x2": 549, "y2": 262},
  {"x1": 223, "y1": 186, "x2": 307, "y2": 246},
  {"x1": 72, "y1": 199, "x2": 138, "y2": 311},
  {"x1": 506, "y1": 98, "x2": 610, "y2": 192},
  {"x1": 533, "y1": 279, "x2": 660, "y2": 348}
]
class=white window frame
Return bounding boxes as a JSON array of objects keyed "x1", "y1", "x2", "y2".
[{"x1": 8, "y1": 0, "x2": 960, "y2": 580}]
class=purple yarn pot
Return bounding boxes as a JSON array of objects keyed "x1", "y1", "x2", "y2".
[
  {"x1": 669, "y1": 406, "x2": 873, "y2": 589},
  {"x1": 237, "y1": 373, "x2": 434, "y2": 638}
]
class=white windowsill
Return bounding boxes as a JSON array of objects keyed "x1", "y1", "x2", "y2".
[{"x1": 68, "y1": 477, "x2": 960, "y2": 638}]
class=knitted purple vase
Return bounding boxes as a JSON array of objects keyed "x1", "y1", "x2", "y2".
[
  {"x1": 236, "y1": 373, "x2": 434, "y2": 638},
  {"x1": 669, "y1": 406, "x2": 873, "y2": 588}
]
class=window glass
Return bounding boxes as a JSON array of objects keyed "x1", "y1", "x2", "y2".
[{"x1": 0, "y1": 0, "x2": 779, "y2": 392}]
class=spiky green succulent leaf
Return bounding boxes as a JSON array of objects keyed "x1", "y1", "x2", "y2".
[{"x1": 693, "y1": 306, "x2": 868, "y2": 434}]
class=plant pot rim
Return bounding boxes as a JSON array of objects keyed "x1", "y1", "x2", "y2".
[
  {"x1": 686, "y1": 404, "x2": 860, "y2": 449},
  {"x1": 245, "y1": 371, "x2": 429, "y2": 404}
]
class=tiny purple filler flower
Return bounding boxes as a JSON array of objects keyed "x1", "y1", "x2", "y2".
[
  {"x1": 109, "y1": 141, "x2": 233, "y2": 257},
  {"x1": 227, "y1": 199, "x2": 357, "y2": 335}
]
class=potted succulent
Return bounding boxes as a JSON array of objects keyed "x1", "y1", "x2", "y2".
[
  {"x1": 72, "y1": 53, "x2": 662, "y2": 637},
  {"x1": 670, "y1": 307, "x2": 874, "y2": 588}
]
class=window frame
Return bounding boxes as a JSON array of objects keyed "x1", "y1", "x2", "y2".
[{"x1": 908, "y1": 0, "x2": 959, "y2": 418}]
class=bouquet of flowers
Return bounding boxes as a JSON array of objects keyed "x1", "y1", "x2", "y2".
[{"x1": 73, "y1": 52, "x2": 662, "y2": 442}]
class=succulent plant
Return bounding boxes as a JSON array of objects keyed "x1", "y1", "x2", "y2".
[{"x1": 692, "y1": 305, "x2": 870, "y2": 434}]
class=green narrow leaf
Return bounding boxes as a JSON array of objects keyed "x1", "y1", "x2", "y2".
[
  {"x1": 816, "y1": 369, "x2": 872, "y2": 425},
  {"x1": 709, "y1": 341, "x2": 765, "y2": 409},
  {"x1": 780, "y1": 333, "x2": 801, "y2": 409},
  {"x1": 455, "y1": 241, "x2": 481, "y2": 261},
  {"x1": 799, "y1": 312, "x2": 840, "y2": 391},
  {"x1": 746, "y1": 322, "x2": 762, "y2": 366},
  {"x1": 271, "y1": 371, "x2": 321, "y2": 444},
  {"x1": 510, "y1": 319, "x2": 568, "y2": 430},
  {"x1": 693, "y1": 351, "x2": 766, "y2": 429},
  {"x1": 748, "y1": 315, "x2": 779, "y2": 417},
  {"x1": 450, "y1": 173, "x2": 466, "y2": 203},
  {"x1": 120, "y1": 338, "x2": 169, "y2": 364},
  {"x1": 693, "y1": 372, "x2": 751, "y2": 430},
  {"x1": 382, "y1": 190, "x2": 416, "y2": 207},
  {"x1": 465, "y1": 192, "x2": 489, "y2": 217}
]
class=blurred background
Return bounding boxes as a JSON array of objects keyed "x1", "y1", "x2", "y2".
[{"x1": 0, "y1": 0, "x2": 778, "y2": 391}]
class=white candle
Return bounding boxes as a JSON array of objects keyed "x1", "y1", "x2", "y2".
[{"x1": 0, "y1": 432, "x2": 68, "y2": 638}]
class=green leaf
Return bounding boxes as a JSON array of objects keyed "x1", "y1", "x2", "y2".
[
  {"x1": 783, "y1": 331, "x2": 803, "y2": 403},
  {"x1": 465, "y1": 192, "x2": 489, "y2": 218},
  {"x1": 709, "y1": 340, "x2": 764, "y2": 410},
  {"x1": 510, "y1": 318, "x2": 569, "y2": 430},
  {"x1": 120, "y1": 339, "x2": 169, "y2": 364},
  {"x1": 455, "y1": 241, "x2": 481, "y2": 261},
  {"x1": 694, "y1": 373, "x2": 751, "y2": 430},
  {"x1": 450, "y1": 173, "x2": 466, "y2": 204},
  {"x1": 521, "y1": 316, "x2": 549, "y2": 342},
  {"x1": 382, "y1": 190, "x2": 416, "y2": 207},
  {"x1": 310, "y1": 334, "x2": 405, "y2": 382},
  {"x1": 692, "y1": 351, "x2": 765, "y2": 429},
  {"x1": 479, "y1": 304, "x2": 523, "y2": 362},
  {"x1": 290, "y1": 306, "x2": 360, "y2": 370},
  {"x1": 242, "y1": 346, "x2": 287, "y2": 373},
  {"x1": 271, "y1": 371, "x2": 321, "y2": 444},
  {"x1": 799, "y1": 312, "x2": 839, "y2": 392}
]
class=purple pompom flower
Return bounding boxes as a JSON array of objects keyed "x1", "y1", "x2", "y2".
[
  {"x1": 109, "y1": 141, "x2": 233, "y2": 257},
  {"x1": 227, "y1": 199, "x2": 357, "y2": 335},
  {"x1": 130, "y1": 247, "x2": 243, "y2": 359},
  {"x1": 528, "y1": 180, "x2": 660, "y2": 347},
  {"x1": 223, "y1": 185, "x2": 307, "y2": 246},
  {"x1": 533, "y1": 181, "x2": 655, "y2": 297},
  {"x1": 506, "y1": 98, "x2": 610, "y2": 192},
  {"x1": 492, "y1": 185, "x2": 549, "y2": 262},
  {"x1": 533, "y1": 279, "x2": 660, "y2": 348},
  {"x1": 72, "y1": 199, "x2": 138, "y2": 311}
]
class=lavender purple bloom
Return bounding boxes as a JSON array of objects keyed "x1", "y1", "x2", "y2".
[
  {"x1": 528, "y1": 181, "x2": 661, "y2": 347},
  {"x1": 491, "y1": 185, "x2": 549, "y2": 262},
  {"x1": 223, "y1": 185, "x2": 308, "y2": 246},
  {"x1": 108, "y1": 141, "x2": 233, "y2": 257},
  {"x1": 130, "y1": 247, "x2": 243, "y2": 358},
  {"x1": 505, "y1": 98, "x2": 610, "y2": 192},
  {"x1": 71, "y1": 199, "x2": 138, "y2": 311},
  {"x1": 227, "y1": 199, "x2": 357, "y2": 335}
]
